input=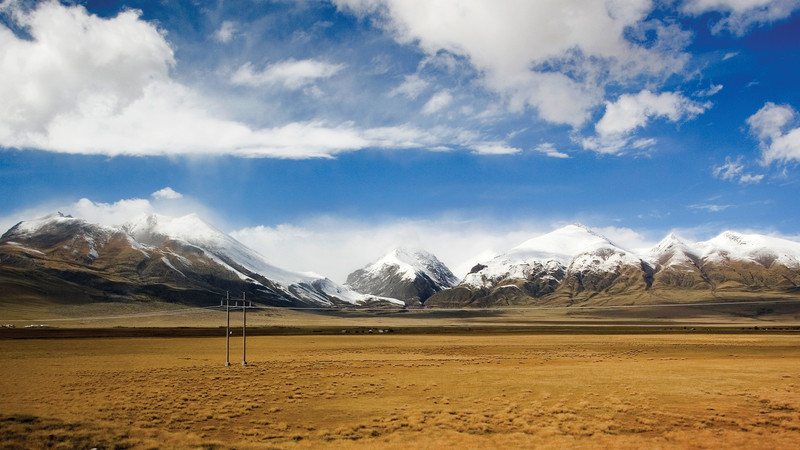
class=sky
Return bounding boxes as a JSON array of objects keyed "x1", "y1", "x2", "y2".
[{"x1": 2, "y1": 0, "x2": 800, "y2": 282}]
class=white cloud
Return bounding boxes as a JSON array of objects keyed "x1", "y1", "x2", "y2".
[
  {"x1": 231, "y1": 218, "x2": 664, "y2": 283},
  {"x1": 682, "y1": 0, "x2": 800, "y2": 35},
  {"x1": 334, "y1": 0, "x2": 690, "y2": 127},
  {"x1": 583, "y1": 90, "x2": 710, "y2": 154},
  {"x1": 421, "y1": 90, "x2": 453, "y2": 115},
  {"x1": 688, "y1": 203, "x2": 735, "y2": 212},
  {"x1": 631, "y1": 138, "x2": 657, "y2": 149},
  {"x1": 230, "y1": 59, "x2": 345, "y2": 90},
  {"x1": 533, "y1": 143, "x2": 569, "y2": 159},
  {"x1": 712, "y1": 156, "x2": 764, "y2": 184},
  {"x1": 746, "y1": 102, "x2": 800, "y2": 164},
  {"x1": 695, "y1": 84, "x2": 723, "y2": 97},
  {"x1": 151, "y1": 187, "x2": 183, "y2": 200},
  {"x1": 0, "y1": 192, "x2": 221, "y2": 234},
  {"x1": 71, "y1": 198, "x2": 155, "y2": 226},
  {"x1": 738, "y1": 173, "x2": 765, "y2": 183},
  {"x1": 591, "y1": 226, "x2": 656, "y2": 253},
  {"x1": 389, "y1": 74, "x2": 429, "y2": 99},
  {"x1": 595, "y1": 90, "x2": 709, "y2": 137},
  {"x1": 213, "y1": 20, "x2": 238, "y2": 43},
  {"x1": 231, "y1": 216, "x2": 554, "y2": 282},
  {"x1": 746, "y1": 102, "x2": 795, "y2": 141},
  {"x1": 0, "y1": 1, "x2": 173, "y2": 137},
  {"x1": 0, "y1": 2, "x2": 513, "y2": 159},
  {"x1": 722, "y1": 51, "x2": 740, "y2": 60},
  {"x1": 471, "y1": 142, "x2": 521, "y2": 155}
]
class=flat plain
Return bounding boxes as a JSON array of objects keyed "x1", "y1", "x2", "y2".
[{"x1": 2, "y1": 324, "x2": 800, "y2": 448}]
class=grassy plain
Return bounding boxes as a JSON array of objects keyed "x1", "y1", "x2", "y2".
[{"x1": 2, "y1": 331, "x2": 800, "y2": 448}]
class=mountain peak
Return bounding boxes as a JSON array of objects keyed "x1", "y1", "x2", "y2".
[
  {"x1": 506, "y1": 223, "x2": 613, "y2": 264},
  {"x1": 346, "y1": 247, "x2": 458, "y2": 305},
  {"x1": 369, "y1": 247, "x2": 453, "y2": 282},
  {"x1": 647, "y1": 232, "x2": 697, "y2": 267},
  {"x1": 123, "y1": 213, "x2": 225, "y2": 246},
  {"x1": 382, "y1": 247, "x2": 436, "y2": 269},
  {"x1": 4, "y1": 211, "x2": 86, "y2": 239}
]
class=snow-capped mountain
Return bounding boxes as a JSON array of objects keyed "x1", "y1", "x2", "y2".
[
  {"x1": 643, "y1": 233, "x2": 710, "y2": 291},
  {"x1": 645, "y1": 230, "x2": 800, "y2": 295},
  {"x1": 427, "y1": 224, "x2": 800, "y2": 307},
  {"x1": 696, "y1": 231, "x2": 800, "y2": 268},
  {"x1": 345, "y1": 247, "x2": 458, "y2": 306},
  {"x1": 429, "y1": 224, "x2": 650, "y2": 306},
  {"x1": 0, "y1": 212, "x2": 403, "y2": 308},
  {"x1": 3, "y1": 214, "x2": 800, "y2": 310}
]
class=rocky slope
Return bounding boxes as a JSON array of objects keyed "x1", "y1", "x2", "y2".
[
  {"x1": 345, "y1": 247, "x2": 459, "y2": 306},
  {"x1": 0, "y1": 213, "x2": 403, "y2": 308},
  {"x1": 426, "y1": 224, "x2": 800, "y2": 307}
]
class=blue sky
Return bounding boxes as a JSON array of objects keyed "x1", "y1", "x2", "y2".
[{"x1": 2, "y1": 0, "x2": 800, "y2": 281}]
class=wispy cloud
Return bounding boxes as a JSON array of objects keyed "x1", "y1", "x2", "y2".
[
  {"x1": 421, "y1": 90, "x2": 453, "y2": 115},
  {"x1": 389, "y1": 74, "x2": 429, "y2": 99},
  {"x1": 722, "y1": 51, "x2": 739, "y2": 60},
  {"x1": 688, "y1": 203, "x2": 735, "y2": 212},
  {"x1": 230, "y1": 59, "x2": 345, "y2": 90},
  {"x1": 533, "y1": 143, "x2": 569, "y2": 159},
  {"x1": 695, "y1": 84, "x2": 723, "y2": 97},
  {"x1": 713, "y1": 156, "x2": 764, "y2": 184},
  {"x1": 213, "y1": 20, "x2": 238, "y2": 43},
  {"x1": 682, "y1": 0, "x2": 800, "y2": 35}
]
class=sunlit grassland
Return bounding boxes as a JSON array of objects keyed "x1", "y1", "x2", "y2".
[{"x1": 1, "y1": 334, "x2": 799, "y2": 448}]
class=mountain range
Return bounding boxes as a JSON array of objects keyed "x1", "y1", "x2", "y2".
[
  {"x1": 426, "y1": 224, "x2": 800, "y2": 307},
  {"x1": 2, "y1": 214, "x2": 800, "y2": 310},
  {"x1": 0, "y1": 212, "x2": 402, "y2": 308}
]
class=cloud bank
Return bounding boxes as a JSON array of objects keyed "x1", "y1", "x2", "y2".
[
  {"x1": 1, "y1": 0, "x2": 796, "y2": 163},
  {"x1": 335, "y1": 0, "x2": 691, "y2": 129},
  {"x1": 0, "y1": 1, "x2": 469, "y2": 158}
]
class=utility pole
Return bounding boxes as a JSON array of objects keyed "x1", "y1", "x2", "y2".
[
  {"x1": 242, "y1": 292, "x2": 247, "y2": 366},
  {"x1": 225, "y1": 291, "x2": 230, "y2": 367}
]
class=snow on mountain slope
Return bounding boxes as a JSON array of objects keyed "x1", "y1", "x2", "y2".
[
  {"x1": 644, "y1": 233, "x2": 699, "y2": 268},
  {"x1": 695, "y1": 231, "x2": 800, "y2": 268},
  {"x1": 462, "y1": 224, "x2": 640, "y2": 289},
  {"x1": 505, "y1": 224, "x2": 613, "y2": 264},
  {"x1": 11, "y1": 212, "x2": 82, "y2": 235},
  {"x1": 122, "y1": 213, "x2": 404, "y2": 306},
  {"x1": 123, "y1": 213, "x2": 314, "y2": 287}
]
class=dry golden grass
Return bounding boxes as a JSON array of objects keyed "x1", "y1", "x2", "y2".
[{"x1": 1, "y1": 334, "x2": 800, "y2": 448}]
